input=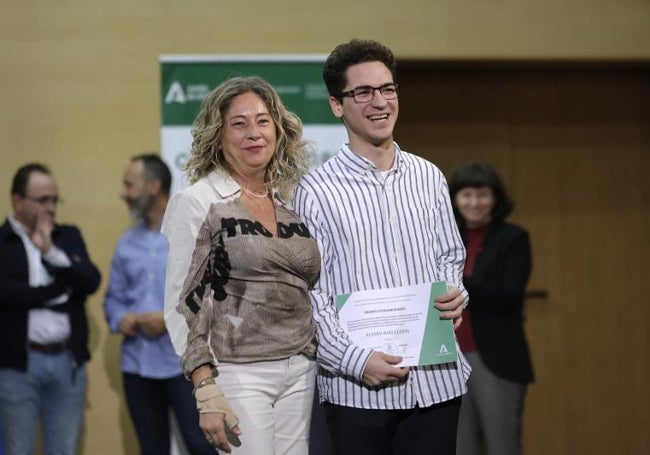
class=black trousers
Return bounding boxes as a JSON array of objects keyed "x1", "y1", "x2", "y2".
[
  {"x1": 123, "y1": 372, "x2": 215, "y2": 455},
  {"x1": 324, "y1": 398, "x2": 461, "y2": 455}
]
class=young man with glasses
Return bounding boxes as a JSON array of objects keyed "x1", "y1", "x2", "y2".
[
  {"x1": 294, "y1": 39, "x2": 470, "y2": 454},
  {"x1": 0, "y1": 163, "x2": 101, "y2": 454}
]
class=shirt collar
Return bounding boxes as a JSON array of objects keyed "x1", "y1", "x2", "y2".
[
  {"x1": 207, "y1": 170, "x2": 240, "y2": 197},
  {"x1": 8, "y1": 214, "x2": 30, "y2": 238},
  {"x1": 338, "y1": 142, "x2": 407, "y2": 175},
  {"x1": 205, "y1": 169, "x2": 286, "y2": 205}
]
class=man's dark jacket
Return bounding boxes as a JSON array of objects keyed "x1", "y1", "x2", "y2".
[{"x1": 0, "y1": 218, "x2": 101, "y2": 371}]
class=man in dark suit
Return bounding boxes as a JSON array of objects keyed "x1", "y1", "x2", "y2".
[{"x1": 0, "y1": 163, "x2": 101, "y2": 455}]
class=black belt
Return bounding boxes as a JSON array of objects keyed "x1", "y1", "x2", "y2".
[{"x1": 29, "y1": 340, "x2": 69, "y2": 354}]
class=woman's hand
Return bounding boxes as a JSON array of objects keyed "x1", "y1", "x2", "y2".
[
  {"x1": 192, "y1": 365, "x2": 241, "y2": 453},
  {"x1": 199, "y1": 410, "x2": 241, "y2": 453}
]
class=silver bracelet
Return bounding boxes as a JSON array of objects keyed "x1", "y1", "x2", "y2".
[{"x1": 193, "y1": 368, "x2": 219, "y2": 395}]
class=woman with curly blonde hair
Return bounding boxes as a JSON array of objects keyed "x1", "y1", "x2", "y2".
[
  {"x1": 162, "y1": 76, "x2": 321, "y2": 454},
  {"x1": 185, "y1": 76, "x2": 309, "y2": 199}
]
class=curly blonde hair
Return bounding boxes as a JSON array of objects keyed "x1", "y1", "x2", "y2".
[{"x1": 185, "y1": 76, "x2": 310, "y2": 199}]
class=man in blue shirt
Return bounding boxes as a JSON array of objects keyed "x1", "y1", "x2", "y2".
[{"x1": 104, "y1": 154, "x2": 214, "y2": 455}]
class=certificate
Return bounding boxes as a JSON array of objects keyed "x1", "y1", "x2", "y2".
[{"x1": 336, "y1": 281, "x2": 457, "y2": 367}]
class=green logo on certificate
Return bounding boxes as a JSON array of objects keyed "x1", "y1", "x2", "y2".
[{"x1": 336, "y1": 281, "x2": 458, "y2": 367}]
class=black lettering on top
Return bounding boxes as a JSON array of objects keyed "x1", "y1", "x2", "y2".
[
  {"x1": 277, "y1": 222, "x2": 311, "y2": 239},
  {"x1": 222, "y1": 218, "x2": 238, "y2": 237},
  {"x1": 210, "y1": 233, "x2": 231, "y2": 302},
  {"x1": 221, "y1": 218, "x2": 272, "y2": 237},
  {"x1": 185, "y1": 232, "x2": 231, "y2": 314},
  {"x1": 239, "y1": 219, "x2": 272, "y2": 237},
  {"x1": 220, "y1": 218, "x2": 310, "y2": 239}
]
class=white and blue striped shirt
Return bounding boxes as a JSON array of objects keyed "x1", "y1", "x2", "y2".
[{"x1": 293, "y1": 143, "x2": 470, "y2": 410}]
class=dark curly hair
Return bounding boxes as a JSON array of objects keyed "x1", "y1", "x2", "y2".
[{"x1": 323, "y1": 39, "x2": 397, "y2": 101}]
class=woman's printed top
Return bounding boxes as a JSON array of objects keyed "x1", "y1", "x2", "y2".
[{"x1": 162, "y1": 171, "x2": 320, "y2": 377}]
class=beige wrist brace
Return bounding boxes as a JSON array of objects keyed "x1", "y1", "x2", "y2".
[{"x1": 194, "y1": 382, "x2": 239, "y2": 428}]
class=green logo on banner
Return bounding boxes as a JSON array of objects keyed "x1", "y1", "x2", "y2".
[{"x1": 161, "y1": 60, "x2": 338, "y2": 126}]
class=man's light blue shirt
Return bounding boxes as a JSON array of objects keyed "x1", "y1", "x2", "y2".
[{"x1": 104, "y1": 224, "x2": 181, "y2": 379}]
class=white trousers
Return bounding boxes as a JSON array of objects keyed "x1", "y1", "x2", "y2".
[{"x1": 218, "y1": 355, "x2": 316, "y2": 455}]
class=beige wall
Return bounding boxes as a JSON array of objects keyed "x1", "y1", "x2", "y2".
[{"x1": 1, "y1": 1, "x2": 649, "y2": 454}]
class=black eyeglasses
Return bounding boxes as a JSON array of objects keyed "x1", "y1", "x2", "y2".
[
  {"x1": 340, "y1": 83, "x2": 399, "y2": 103},
  {"x1": 25, "y1": 195, "x2": 62, "y2": 206}
]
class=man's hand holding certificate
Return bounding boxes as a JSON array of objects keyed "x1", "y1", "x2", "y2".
[{"x1": 336, "y1": 282, "x2": 458, "y2": 367}]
